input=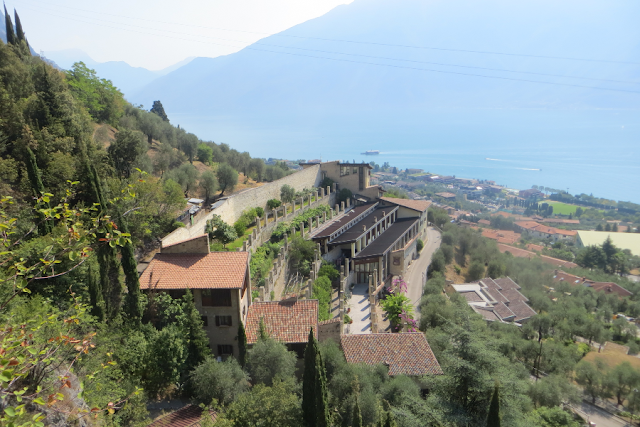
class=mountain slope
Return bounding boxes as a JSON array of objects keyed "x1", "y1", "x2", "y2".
[{"x1": 131, "y1": 0, "x2": 640, "y2": 113}]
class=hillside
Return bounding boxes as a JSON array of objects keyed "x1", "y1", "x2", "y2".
[{"x1": 131, "y1": 0, "x2": 640, "y2": 113}]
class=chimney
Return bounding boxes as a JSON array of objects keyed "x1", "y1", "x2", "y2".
[
  {"x1": 374, "y1": 216, "x2": 377, "y2": 223},
  {"x1": 363, "y1": 225, "x2": 367, "y2": 232}
]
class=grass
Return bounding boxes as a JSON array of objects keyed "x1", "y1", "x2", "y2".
[
  {"x1": 583, "y1": 350, "x2": 640, "y2": 370},
  {"x1": 545, "y1": 201, "x2": 580, "y2": 215}
]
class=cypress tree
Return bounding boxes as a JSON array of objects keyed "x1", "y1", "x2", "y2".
[
  {"x1": 13, "y1": 10, "x2": 29, "y2": 56},
  {"x1": 117, "y1": 209, "x2": 142, "y2": 322},
  {"x1": 238, "y1": 322, "x2": 247, "y2": 368},
  {"x1": 14, "y1": 9, "x2": 24, "y2": 42},
  {"x1": 4, "y1": 5, "x2": 15, "y2": 45},
  {"x1": 24, "y1": 144, "x2": 52, "y2": 235},
  {"x1": 486, "y1": 382, "x2": 501, "y2": 427},
  {"x1": 180, "y1": 289, "x2": 210, "y2": 371},
  {"x1": 88, "y1": 163, "x2": 122, "y2": 321},
  {"x1": 382, "y1": 400, "x2": 397, "y2": 427},
  {"x1": 352, "y1": 394, "x2": 363, "y2": 427},
  {"x1": 302, "y1": 327, "x2": 330, "y2": 427},
  {"x1": 87, "y1": 261, "x2": 104, "y2": 321}
]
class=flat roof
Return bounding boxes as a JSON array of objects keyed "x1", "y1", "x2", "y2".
[
  {"x1": 354, "y1": 218, "x2": 419, "y2": 259},
  {"x1": 578, "y1": 231, "x2": 640, "y2": 256},
  {"x1": 330, "y1": 206, "x2": 397, "y2": 245},
  {"x1": 312, "y1": 203, "x2": 378, "y2": 239}
]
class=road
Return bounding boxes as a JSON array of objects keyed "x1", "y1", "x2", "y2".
[
  {"x1": 405, "y1": 226, "x2": 442, "y2": 317},
  {"x1": 572, "y1": 401, "x2": 633, "y2": 427}
]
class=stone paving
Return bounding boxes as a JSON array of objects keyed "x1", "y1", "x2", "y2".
[{"x1": 348, "y1": 283, "x2": 372, "y2": 334}]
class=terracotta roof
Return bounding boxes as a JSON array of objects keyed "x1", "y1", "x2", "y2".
[
  {"x1": 483, "y1": 287, "x2": 508, "y2": 304},
  {"x1": 140, "y1": 252, "x2": 249, "y2": 290},
  {"x1": 380, "y1": 197, "x2": 432, "y2": 212},
  {"x1": 515, "y1": 221, "x2": 577, "y2": 237},
  {"x1": 482, "y1": 229, "x2": 520, "y2": 245},
  {"x1": 245, "y1": 300, "x2": 319, "y2": 344},
  {"x1": 148, "y1": 405, "x2": 216, "y2": 427},
  {"x1": 552, "y1": 271, "x2": 633, "y2": 298},
  {"x1": 341, "y1": 333, "x2": 442, "y2": 376},
  {"x1": 478, "y1": 219, "x2": 491, "y2": 225}
]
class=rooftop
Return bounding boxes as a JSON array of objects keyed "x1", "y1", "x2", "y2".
[
  {"x1": 329, "y1": 206, "x2": 396, "y2": 245},
  {"x1": 552, "y1": 270, "x2": 632, "y2": 298},
  {"x1": 577, "y1": 231, "x2": 640, "y2": 256},
  {"x1": 354, "y1": 218, "x2": 419, "y2": 259},
  {"x1": 312, "y1": 203, "x2": 379, "y2": 240},
  {"x1": 340, "y1": 333, "x2": 442, "y2": 376},
  {"x1": 379, "y1": 197, "x2": 432, "y2": 213},
  {"x1": 140, "y1": 252, "x2": 248, "y2": 290},
  {"x1": 245, "y1": 299, "x2": 319, "y2": 345}
]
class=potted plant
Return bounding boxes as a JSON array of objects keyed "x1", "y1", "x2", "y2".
[{"x1": 344, "y1": 314, "x2": 352, "y2": 324}]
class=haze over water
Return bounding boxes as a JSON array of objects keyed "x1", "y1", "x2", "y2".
[{"x1": 174, "y1": 108, "x2": 640, "y2": 203}]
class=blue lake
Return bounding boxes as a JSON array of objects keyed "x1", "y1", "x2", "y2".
[{"x1": 172, "y1": 108, "x2": 640, "y2": 203}]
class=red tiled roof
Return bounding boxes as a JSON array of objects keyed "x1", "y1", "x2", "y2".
[
  {"x1": 482, "y1": 229, "x2": 520, "y2": 245},
  {"x1": 515, "y1": 221, "x2": 577, "y2": 237},
  {"x1": 148, "y1": 405, "x2": 216, "y2": 427},
  {"x1": 478, "y1": 219, "x2": 491, "y2": 225},
  {"x1": 245, "y1": 300, "x2": 319, "y2": 344},
  {"x1": 434, "y1": 192, "x2": 457, "y2": 199},
  {"x1": 140, "y1": 252, "x2": 249, "y2": 290},
  {"x1": 501, "y1": 288, "x2": 529, "y2": 303},
  {"x1": 380, "y1": 197, "x2": 432, "y2": 212},
  {"x1": 341, "y1": 333, "x2": 442, "y2": 376},
  {"x1": 497, "y1": 244, "x2": 577, "y2": 268},
  {"x1": 552, "y1": 271, "x2": 632, "y2": 298}
]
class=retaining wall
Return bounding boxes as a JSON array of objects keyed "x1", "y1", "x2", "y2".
[{"x1": 162, "y1": 164, "x2": 322, "y2": 246}]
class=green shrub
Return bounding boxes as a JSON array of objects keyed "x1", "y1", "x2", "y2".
[
  {"x1": 313, "y1": 276, "x2": 332, "y2": 321},
  {"x1": 318, "y1": 263, "x2": 340, "y2": 282},
  {"x1": 344, "y1": 314, "x2": 352, "y2": 324},
  {"x1": 417, "y1": 239, "x2": 424, "y2": 252},
  {"x1": 234, "y1": 220, "x2": 247, "y2": 237},
  {"x1": 172, "y1": 221, "x2": 185, "y2": 229},
  {"x1": 267, "y1": 199, "x2": 282, "y2": 210},
  {"x1": 255, "y1": 207, "x2": 264, "y2": 218}
]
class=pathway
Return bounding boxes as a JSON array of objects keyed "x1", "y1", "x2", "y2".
[
  {"x1": 404, "y1": 226, "x2": 442, "y2": 318},
  {"x1": 572, "y1": 401, "x2": 632, "y2": 427},
  {"x1": 348, "y1": 283, "x2": 372, "y2": 334}
]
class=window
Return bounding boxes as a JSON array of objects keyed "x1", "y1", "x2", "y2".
[
  {"x1": 340, "y1": 166, "x2": 350, "y2": 176},
  {"x1": 218, "y1": 345, "x2": 233, "y2": 356},
  {"x1": 201, "y1": 316, "x2": 208, "y2": 327},
  {"x1": 215, "y1": 315, "x2": 233, "y2": 327},
  {"x1": 201, "y1": 289, "x2": 232, "y2": 306},
  {"x1": 353, "y1": 167, "x2": 358, "y2": 174}
]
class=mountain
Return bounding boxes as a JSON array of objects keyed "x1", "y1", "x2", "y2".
[
  {"x1": 131, "y1": 0, "x2": 640, "y2": 114},
  {"x1": 43, "y1": 49, "x2": 194, "y2": 102}
]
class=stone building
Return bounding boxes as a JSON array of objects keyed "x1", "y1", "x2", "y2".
[
  {"x1": 311, "y1": 197, "x2": 430, "y2": 287},
  {"x1": 303, "y1": 160, "x2": 384, "y2": 201},
  {"x1": 140, "y1": 234, "x2": 251, "y2": 359}
]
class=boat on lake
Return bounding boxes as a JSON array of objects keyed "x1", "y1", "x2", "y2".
[{"x1": 361, "y1": 150, "x2": 380, "y2": 155}]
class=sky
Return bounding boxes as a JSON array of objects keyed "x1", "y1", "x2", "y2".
[{"x1": 8, "y1": 0, "x2": 353, "y2": 70}]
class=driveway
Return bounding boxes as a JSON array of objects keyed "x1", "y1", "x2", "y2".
[
  {"x1": 405, "y1": 226, "x2": 442, "y2": 317},
  {"x1": 573, "y1": 401, "x2": 632, "y2": 427},
  {"x1": 348, "y1": 283, "x2": 372, "y2": 334}
]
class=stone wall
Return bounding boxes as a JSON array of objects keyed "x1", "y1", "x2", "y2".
[
  {"x1": 318, "y1": 318, "x2": 341, "y2": 343},
  {"x1": 162, "y1": 164, "x2": 322, "y2": 246},
  {"x1": 161, "y1": 234, "x2": 210, "y2": 254}
]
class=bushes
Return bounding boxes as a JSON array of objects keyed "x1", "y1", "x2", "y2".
[
  {"x1": 417, "y1": 239, "x2": 424, "y2": 252},
  {"x1": 466, "y1": 261, "x2": 486, "y2": 282},
  {"x1": 313, "y1": 276, "x2": 332, "y2": 321},
  {"x1": 267, "y1": 199, "x2": 282, "y2": 210},
  {"x1": 250, "y1": 242, "x2": 282, "y2": 287},
  {"x1": 191, "y1": 358, "x2": 249, "y2": 406},
  {"x1": 281, "y1": 184, "x2": 295, "y2": 203}
]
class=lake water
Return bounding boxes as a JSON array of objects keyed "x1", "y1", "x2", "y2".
[{"x1": 172, "y1": 108, "x2": 640, "y2": 203}]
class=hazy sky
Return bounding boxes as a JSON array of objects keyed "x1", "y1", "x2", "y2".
[{"x1": 8, "y1": 0, "x2": 353, "y2": 70}]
